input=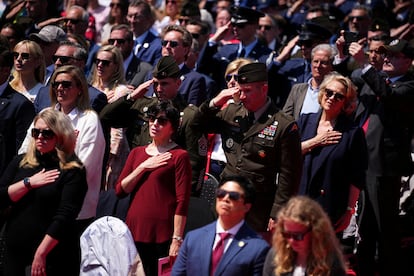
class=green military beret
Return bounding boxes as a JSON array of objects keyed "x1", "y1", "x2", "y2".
[
  {"x1": 152, "y1": 56, "x2": 181, "y2": 79},
  {"x1": 237, "y1": 62, "x2": 267, "y2": 84}
]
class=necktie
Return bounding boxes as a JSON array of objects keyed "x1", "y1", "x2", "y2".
[
  {"x1": 211, "y1": 232, "x2": 231, "y2": 276},
  {"x1": 239, "y1": 48, "x2": 246, "y2": 58}
]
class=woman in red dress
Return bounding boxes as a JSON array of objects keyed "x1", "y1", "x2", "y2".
[{"x1": 115, "y1": 100, "x2": 192, "y2": 276}]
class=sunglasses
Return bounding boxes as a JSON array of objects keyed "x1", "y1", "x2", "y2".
[
  {"x1": 225, "y1": 74, "x2": 238, "y2": 82},
  {"x1": 166, "y1": 0, "x2": 177, "y2": 4},
  {"x1": 282, "y1": 228, "x2": 311, "y2": 241},
  {"x1": 179, "y1": 18, "x2": 190, "y2": 25},
  {"x1": 148, "y1": 115, "x2": 170, "y2": 126},
  {"x1": 13, "y1": 52, "x2": 30, "y2": 60},
  {"x1": 190, "y1": 33, "x2": 200, "y2": 39},
  {"x1": 64, "y1": 18, "x2": 81, "y2": 24},
  {"x1": 51, "y1": 80, "x2": 73, "y2": 89},
  {"x1": 259, "y1": 25, "x2": 272, "y2": 31},
  {"x1": 349, "y1": 15, "x2": 367, "y2": 22},
  {"x1": 110, "y1": 3, "x2": 122, "y2": 8},
  {"x1": 94, "y1": 58, "x2": 112, "y2": 66},
  {"x1": 216, "y1": 188, "x2": 244, "y2": 201},
  {"x1": 234, "y1": 23, "x2": 247, "y2": 29},
  {"x1": 31, "y1": 128, "x2": 56, "y2": 139},
  {"x1": 324, "y1": 88, "x2": 345, "y2": 101},
  {"x1": 52, "y1": 55, "x2": 77, "y2": 64},
  {"x1": 161, "y1": 40, "x2": 179, "y2": 48},
  {"x1": 108, "y1": 38, "x2": 127, "y2": 45},
  {"x1": 298, "y1": 40, "x2": 314, "y2": 48}
]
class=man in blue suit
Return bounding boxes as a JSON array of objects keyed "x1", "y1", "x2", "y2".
[
  {"x1": 128, "y1": 0, "x2": 162, "y2": 67},
  {"x1": 172, "y1": 175, "x2": 270, "y2": 276},
  {"x1": 198, "y1": 6, "x2": 271, "y2": 89},
  {"x1": 34, "y1": 41, "x2": 108, "y2": 114}
]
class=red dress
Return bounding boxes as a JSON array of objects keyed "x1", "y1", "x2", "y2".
[{"x1": 115, "y1": 146, "x2": 192, "y2": 243}]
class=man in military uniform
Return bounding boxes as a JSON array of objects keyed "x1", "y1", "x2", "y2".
[
  {"x1": 197, "y1": 6, "x2": 271, "y2": 90},
  {"x1": 100, "y1": 56, "x2": 207, "y2": 194},
  {"x1": 199, "y1": 62, "x2": 302, "y2": 234}
]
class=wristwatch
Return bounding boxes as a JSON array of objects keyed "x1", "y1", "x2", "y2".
[
  {"x1": 172, "y1": 235, "x2": 183, "y2": 243},
  {"x1": 23, "y1": 177, "x2": 32, "y2": 190}
]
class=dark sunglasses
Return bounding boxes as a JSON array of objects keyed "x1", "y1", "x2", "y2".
[
  {"x1": 51, "y1": 80, "x2": 73, "y2": 89},
  {"x1": 31, "y1": 128, "x2": 56, "y2": 139},
  {"x1": 148, "y1": 115, "x2": 170, "y2": 125},
  {"x1": 259, "y1": 25, "x2": 272, "y2": 31},
  {"x1": 52, "y1": 55, "x2": 77, "y2": 64},
  {"x1": 64, "y1": 18, "x2": 81, "y2": 24},
  {"x1": 110, "y1": 2, "x2": 123, "y2": 8},
  {"x1": 349, "y1": 15, "x2": 367, "y2": 21},
  {"x1": 94, "y1": 58, "x2": 112, "y2": 66},
  {"x1": 298, "y1": 40, "x2": 314, "y2": 48},
  {"x1": 166, "y1": 0, "x2": 177, "y2": 4},
  {"x1": 108, "y1": 38, "x2": 127, "y2": 45},
  {"x1": 225, "y1": 74, "x2": 238, "y2": 82},
  {"x1": 179, "y1": 18, "x2": 190, "y2": 25},
  {"x1": 190, "y1": 33, "x2": 200, "y2": 39},
  {"x1": 161, "y1": 40, "x2": 179, "y2": 48},
  {"x1": 234, "y1": 23, "x2": 247, "y2": 29},
  {"x1": 216, "y1": 188, "x2": 244, "y2": 201},
  {"x1": 282, "y1": 228, "x2": 311, "y2": 241},
  {"x1": 324, "y1": 88, "x2": 345, "y2": 101},
  {"x1": 13, "y1": 52, "x2": 30, "y2": 60}
]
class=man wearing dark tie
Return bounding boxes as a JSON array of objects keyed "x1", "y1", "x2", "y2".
[{"x1": 172, "y1": 175, "x2": 270, "y2": 276}]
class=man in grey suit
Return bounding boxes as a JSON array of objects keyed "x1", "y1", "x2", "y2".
[
  {"x1": 108, "y1": 24, "x2": 153, "y2": 88},
  {"x1": 283, "y1": 44, "x2": 335, "y2": 121},
  {"x1": 172, "y1": 175, "x2": 270, "y2": 276}
]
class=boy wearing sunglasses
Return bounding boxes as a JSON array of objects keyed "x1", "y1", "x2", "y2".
[{"x1": 172, "y1": 175, "x2": 270, "y2": 276}]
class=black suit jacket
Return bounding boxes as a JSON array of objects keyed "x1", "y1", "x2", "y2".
[
  {"x1": 125, "y1": 55, "x2": 153, "y2": 88},
  {"x1": 0, "y1": 84, "x2": 35, "y2": 176},
  {"x1": 355, "y1": 68, "x2": 414, "y2": 176}
]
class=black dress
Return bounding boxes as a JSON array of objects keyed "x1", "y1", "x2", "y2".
[{"x1": 0, "y1": 151, "x2": 87, "y2": 276}]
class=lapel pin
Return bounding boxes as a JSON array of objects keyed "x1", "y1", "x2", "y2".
[{"x1": 238, "y1": 241, "x2": 245, "y2": 247}]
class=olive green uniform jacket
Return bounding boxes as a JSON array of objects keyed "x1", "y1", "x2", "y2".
[{"x1": 199, "y1": 99, "x2": 302, "y2": 231}]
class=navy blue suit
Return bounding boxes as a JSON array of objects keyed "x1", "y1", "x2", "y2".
[
  {"x1": 125, "y1": 55, "x2": 153, "y2": 88},
  {"x1": 172, "y1": 221, "x2": 270, "y2": 276},
  {"x1": 198, "y1": 41, "x2": 271, "y2": 89},
  {"x1": 298, "y1": 111, "x2": 367, "y2": 224},
  {"x1": 34, "y1": 85, "x2": 108, "y2": 114},
  {"x1": 146, "y1": 64, "x2": 207, "y2": 106},
  {"x1": 134, "y1": 32, "x2": 162, "y2": 67},
  {"x1": 0, "y1": 84, "x2": 35, "y2": 176}
]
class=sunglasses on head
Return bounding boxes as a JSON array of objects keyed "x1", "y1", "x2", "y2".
[
  {"x1": 225, "y1": 74, "x2": 238, "y2": 82},
  {"x1": 324, "y1": 88, "x2": 345, "y2": 101},
  {"x1": 94, "y1": 58, "x2": 112, "y2": 66},
  {"x1": 161, "y1": 40, "x2": 179, "y2": 48},
  {"x1": 282, "y1": 228, "x2": 311, "y2": 241},
  {"x1": 64, "y1": 18, "x2": 81, "y2": 25},
  {"x1": 31, "y1": 128, "x2": 56, "y2": 139},
  {"x1": 259, "y1": 25, "x2": 272, "y2": 31},
  {"x1": 108, "y1": 38, "x2": 127, "y2": 45},
  {"x1": 52, "y1": 55, "x2": 77, "y2": 64},
  {"x1": 216, "y1": 188, "x2": 244, "y2": 201},
  {"x1": 51, "y1": 80, "x2": 73, "y2": 89},
  {"x1": 13, "y1": 52, "x2": 30, "y2": 60},
  {"x1": 147, "y1": 114, "x2": 170, "y2": 125}
]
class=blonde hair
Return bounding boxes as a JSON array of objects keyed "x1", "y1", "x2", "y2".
[
  {"x1": 318, "y1": 72, "x2": 357, "y2": 116},
  {"x1": 273, "y1": 196, "x2": 346, "y2": 276},
  {"x1": 49, "y1": 65, "x2": 91, "y2": 112},
  {"x1": 91, "y1": 45, "x2": 126, "y2": 90},
  {"x1": 11, "y1": 40, "x2": 45, "y2": 83},
  {"x1": 20, "y1": 109, "x2": 83, "y2": 170},
  {"x1": 224, "y1": 58, "x2": 253, "y2": 76}
]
